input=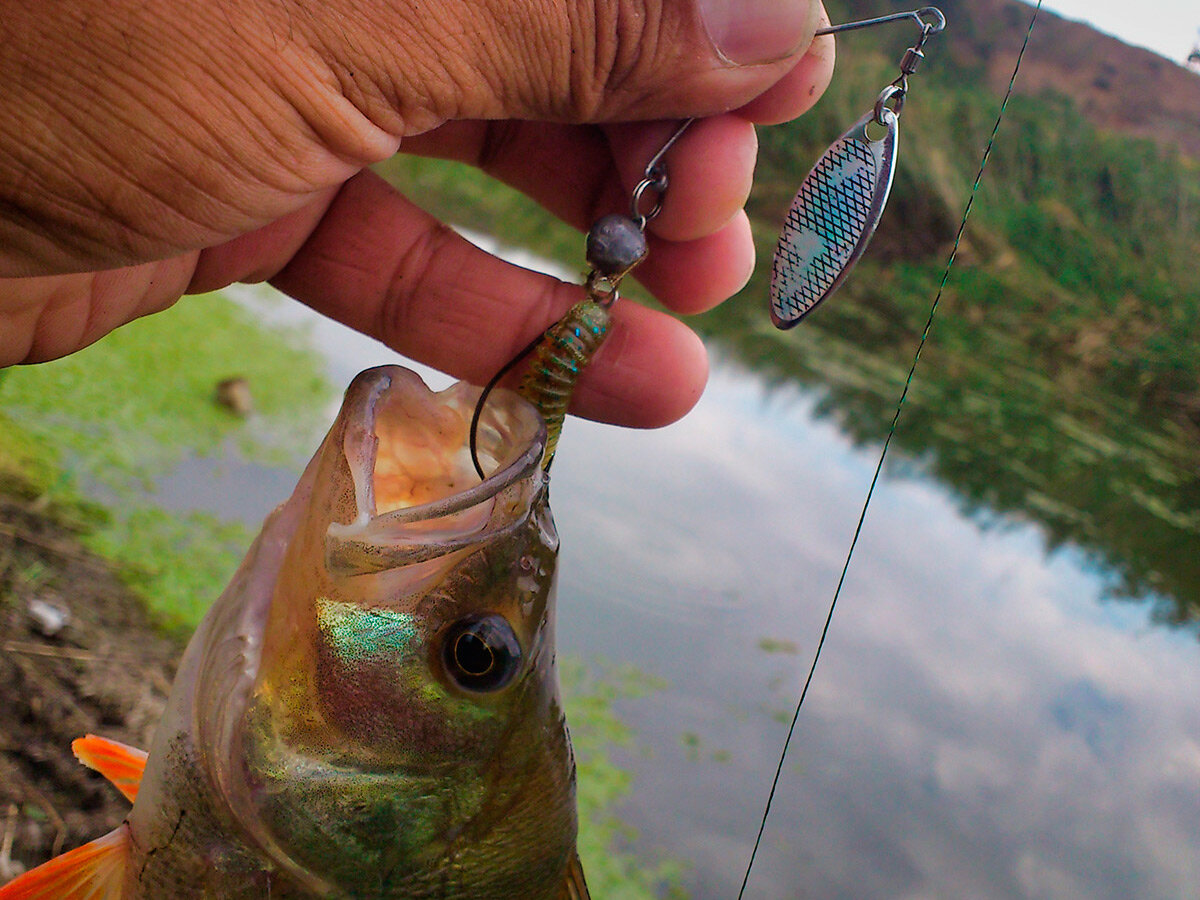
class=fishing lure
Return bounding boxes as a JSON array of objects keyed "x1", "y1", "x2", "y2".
[
  {"x1": 470, "y1": 125, "x2": 689, "y2": 477},
  {"x1": 472, "y1": 9, "x2": 952, "y2": 458},
  {"x1": 770, "y1": 7, "x2": 946, "y2": 327},
  {"x1": 516, "y1": 298, "x2": 611, "y2": 464}
]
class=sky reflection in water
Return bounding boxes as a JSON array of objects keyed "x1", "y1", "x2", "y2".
[
  {"x1": 224, "y1": 283, "x2": 1200, "y2": 899},
  {"x1": 551, "y1": 369, "x2": 1200, "y2": 900}
]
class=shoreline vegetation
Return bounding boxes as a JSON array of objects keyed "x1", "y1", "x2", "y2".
[{"x1": 377, "y1": 3, "x2": 1200, "y2": 632}]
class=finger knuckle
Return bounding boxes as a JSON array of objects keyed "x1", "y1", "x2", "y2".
[{"x1": 564, "y1": 1, "x2": 673, "y2": 120}]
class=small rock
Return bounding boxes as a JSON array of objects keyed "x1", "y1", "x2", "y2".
[
  {"x1": 215, "y1": 377, "x2": 254, "y2": 417},
  {"x1": 26, "y1": 598, "x2": 70, "y2": 637}
]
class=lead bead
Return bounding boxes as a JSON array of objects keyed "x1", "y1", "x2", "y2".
[{"x1": 585, "y1": 214, "x2": 648, "y2": 279}]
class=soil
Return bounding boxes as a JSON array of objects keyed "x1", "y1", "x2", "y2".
[{"x1": 0, "y1": 489, "x2": 182, "y2": 881}]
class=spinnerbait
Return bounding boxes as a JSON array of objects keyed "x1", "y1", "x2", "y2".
[{"x1": 473, "y1": 7, "x2": 949, "y2": 475}]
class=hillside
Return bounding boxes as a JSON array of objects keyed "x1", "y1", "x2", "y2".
[
  {"x1": 932, "y1": 0, "x2": 1200, "y2": 158},
  {"x1": 733, "y1": 0, "x2": 1200, "y2": 622}
]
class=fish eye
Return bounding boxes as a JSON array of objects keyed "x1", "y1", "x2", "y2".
[{"x1": 441, "y1": 614, "x2": 522, "y2": 693}]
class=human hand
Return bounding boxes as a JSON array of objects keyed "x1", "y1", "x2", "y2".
[{"x1": 0, "y1": 0, "x2": 834, "y2": 426}]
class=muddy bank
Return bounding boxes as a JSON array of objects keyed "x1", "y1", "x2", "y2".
[{"x1": 0, "y1": 491, "x2": 180, "y2": 880}]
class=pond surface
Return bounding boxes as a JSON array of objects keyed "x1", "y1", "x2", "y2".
[
  {"x1": 555, "y1": 375, "x2": 1200, "y2": 900},
  {"x1": 167, "y1": 279, "x2": 1200, "y2": 900}
]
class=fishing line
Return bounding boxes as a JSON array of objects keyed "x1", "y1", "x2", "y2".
[{"x1": 736, "y1": 3, "x2": 1043, "y2": 896}]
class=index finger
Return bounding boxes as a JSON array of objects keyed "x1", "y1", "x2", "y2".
[{"x1": 268, "y1": 170, "x2": 709, "y2": 428}]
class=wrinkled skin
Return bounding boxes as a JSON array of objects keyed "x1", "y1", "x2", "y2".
[
  {"x1": 0, "y1": 0, "x2": 835, "y2": 428},
  {"x1": 125, "y1": 366, "x2": 579, "y2": 897}
]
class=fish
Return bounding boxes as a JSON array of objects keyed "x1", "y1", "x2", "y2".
[{"x1": 0, "y1": 365, "x2": 589, "y2": 899}]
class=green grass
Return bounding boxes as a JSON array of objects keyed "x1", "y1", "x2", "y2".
[
  {"x1": 1, "y1": 292, "x2": 331, "y2": 493},
  {"x1": 0, "y1": 291, "x2": 333, "y2": 630},
  {"x1": 0, "y1": 408, "x2": 58, "y2": 499}
]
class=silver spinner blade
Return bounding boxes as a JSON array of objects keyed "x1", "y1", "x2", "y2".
[{"x1": 769, "y1": 107, "x2": 898, "y2": 328}]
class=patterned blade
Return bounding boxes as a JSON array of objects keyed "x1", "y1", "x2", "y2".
[{"x1": 770, "y1": 108, "x2": 899, "y2": 328}]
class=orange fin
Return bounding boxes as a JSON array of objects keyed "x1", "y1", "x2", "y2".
[
  {"x1": 0, "y1": 824, "x2": 129, "y2": 898},
  {"x1": 71, "y1": 735, "x2": 148, "y2": 803},
  {"x1": 558, "y1": 849, "x2": 591, "y2": 900}
]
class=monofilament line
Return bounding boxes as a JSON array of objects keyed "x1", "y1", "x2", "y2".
[{"x1": 735, "y1": 3, "x2": 1043, "y2": 897}]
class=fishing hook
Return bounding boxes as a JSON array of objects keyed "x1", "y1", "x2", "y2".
[{"x1": 468, "y1": 117, "x2": 694, "y2": 480}]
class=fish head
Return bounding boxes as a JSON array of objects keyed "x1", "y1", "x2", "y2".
[
  {"x1": 258, "y1": 365, "x2": 556, "y2": 756},
  {"x1": 210, "y1": 366, "x2": 579, "y2": 897}
]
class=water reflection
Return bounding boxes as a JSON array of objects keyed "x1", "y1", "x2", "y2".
[
  {"x1": 210, "y1": 282, "x2": 1200, "y2": 898},
  {"x1": 696, "y1": 274, "x2": 1200, "y2": 635},
  {"x1": 549, "y1": 366, "x2": 1200, "y2": 900},
  {"x1": 154, "y1": 455, "x2": 299, "y2": 526}
]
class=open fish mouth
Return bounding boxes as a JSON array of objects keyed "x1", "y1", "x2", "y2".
[{"x1": 324, "y1": 366, "x2": 547, "y2": 577}]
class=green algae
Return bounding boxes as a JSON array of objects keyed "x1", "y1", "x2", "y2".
[
  {"x1": 562, "y1": 658, "x2": 687, "y2": 900},
  {"x1": 0, "y1": 291, "x2": 333, "y2": 630}
]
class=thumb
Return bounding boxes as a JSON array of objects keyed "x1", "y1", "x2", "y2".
[
  {"x1": 0, "y1": 0, "x2": 824, "y2": 276},
  {"x1": 303, "y1": 0, "x2": 825, "y2": 132}
]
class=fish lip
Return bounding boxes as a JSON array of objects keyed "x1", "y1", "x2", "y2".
[{"x1": 324, "y1": 366, "x2": 548, "y2": 576}]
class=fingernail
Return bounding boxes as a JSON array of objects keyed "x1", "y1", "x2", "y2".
[{"x1": 700, "y1": 0, "x2": 817, "y2": 65}]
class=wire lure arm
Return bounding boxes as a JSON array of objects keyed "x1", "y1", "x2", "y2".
[{"x1": 815, "y1": 6, "x2": 945, "y2": 38}]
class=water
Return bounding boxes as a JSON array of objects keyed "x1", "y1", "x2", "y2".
[
  {"x1": 175, "y1": 279, "x2": 1200, "y2": 899},
  {"x1": 553, "y1": 379, "x2": 1200, "y2": 900}
]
